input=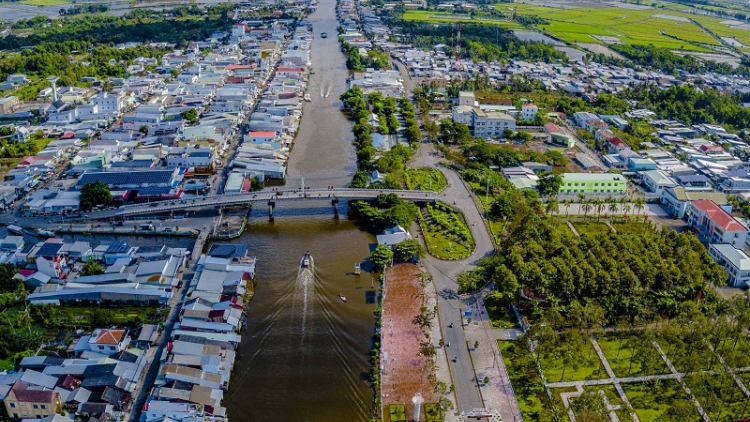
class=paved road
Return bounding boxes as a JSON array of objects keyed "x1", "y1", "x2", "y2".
[{"x1": 411, "y1": 138, "x2": 496, "y2": 413}]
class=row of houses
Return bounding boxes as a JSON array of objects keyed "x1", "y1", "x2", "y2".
[{"x1": 142, "y1": 243, "x2": 256, "y2": 422}]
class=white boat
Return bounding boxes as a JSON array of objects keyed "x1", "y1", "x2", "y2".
[
  {"x1": 7, "y1": 225, "x2": 23, "y2": 235},
  {"x1": 36, "y1": 229, "x2": 55, "y2": 237},
  {"x1": 300, "y1": 251, "x2": 313, "y2": 269},
  {"x1": 304, "y1": 94, "x2": 312, "y2": 102},
  {"x1": 339, "y1": 293, "x2": 347, "y2": 302}
]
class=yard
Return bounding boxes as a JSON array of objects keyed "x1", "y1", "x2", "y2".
[
  {"x1": 597, "y1": 333, "x2": 669, "y2": 378},
  {"x1": 622, "y1": 379, "x2": 701, "y2": 421}
]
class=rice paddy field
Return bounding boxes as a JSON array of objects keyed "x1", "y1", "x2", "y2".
[{"x1": 401, "y1": 10, "x2": 523, "y2": 29}]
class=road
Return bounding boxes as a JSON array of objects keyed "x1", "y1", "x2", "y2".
[{"x1": 411, "y1": 139, "x2": 496, "y2": 413}]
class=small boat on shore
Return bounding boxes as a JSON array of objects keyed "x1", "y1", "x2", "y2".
[
  {"x1": 304, "y1": 94, "x2": 312, "y2": 102},
  {"x1": 339, "y1": 293, "x2": 347, "y2": 302},
  {"x1": 300, "y1": 251, "x2": 313, "y2": 269},
  {"x1": 36, "y1": 229, "x2": 55, "y2": 237},
  {"x1": 7, "y1": 225, "x2": 23, "y2": 235}
]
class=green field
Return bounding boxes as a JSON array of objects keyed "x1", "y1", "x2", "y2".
[
  {"x1": 597, "y1": 333, "x2": 669, "y2": 378},
  {"x1": 493, "y1": 2, "x2": 743, "y2": 52},
  {"x1": 401, "y1": 10, "x2": 522, "y2": 29},
  {"x1": 19, "y1": 0, "x2": 68, "y2": 5}
]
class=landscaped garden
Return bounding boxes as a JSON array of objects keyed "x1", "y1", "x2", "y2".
[
  {"x1": 570, "y1": 221, "x2": 612, "y2": 237},
  {"x1": 623, "y1": 379, "x2": 700, "y2": 421},
  {"x1": 597, "y1": 333, "x2": 669, "y2": 378},
  {"x1": 404, "y1": 168, "x2": 447, "y2": 192},
  {"x1": 424, "y1": 403, "x2": 443, "y2": 422},
  {"x1": 388, "y1": 404, "x2": 407, "y2": 422},
  {"x1": 419, "y1": 203, "x2": 474, "y2": 259}
]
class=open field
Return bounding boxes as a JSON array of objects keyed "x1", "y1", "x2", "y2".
[
  {"x1": 404, "y1": 168, "x2": 447, "y2": 192},
  {"x1": 18, "y1": 0, "x2": 68, "y2": 5},
  {"x1": 493, "y1": 1, "x2": 750, "y2": 52},
  {"x1": 401, "y1": 10, "x2": 522, "y2": 29}
]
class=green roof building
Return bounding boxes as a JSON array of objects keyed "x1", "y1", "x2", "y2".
[{"x1": 560, "y1": 173, "x2": 627, "y2": 196}]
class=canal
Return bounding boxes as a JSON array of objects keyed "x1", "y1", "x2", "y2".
[
  {"x1": 224, "y1": 0, "x2": 378, "y2": 421},
  {"x1": 284, "y1": 0, "x2": 356, "y2": 189}
]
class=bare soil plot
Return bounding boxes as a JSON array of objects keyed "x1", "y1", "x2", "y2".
[{"x1": 381, "y1": 264, "x2": 437, "y2": 421}]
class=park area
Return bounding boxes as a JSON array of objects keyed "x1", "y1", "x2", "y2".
[
  {"x1": 418, "y1": 203, "x2": 474, "y2": 260},
  {"x1": 381, "y1": 264, "x2": 439, "y2": 422},
  {"x1": 499, "y1": 325, "x2": 750, "y2": 421}
]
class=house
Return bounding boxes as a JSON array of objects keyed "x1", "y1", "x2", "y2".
[
  {"x1": 708, "y1": 243, "x2": 750, "y2": 287},
  {"x1": 606, "y1": 138, "x2": 629, "y2": 154},
  {"x1": 660, "y1": 187, "x2": 729, "y2": 219},
  {"x1": 3, "y1": 380, "x2": 62, "y2": 419},
  {"x1": 457, "y1": 91, "x2": 476, "y2": 107},
  {"x1": 543, "y1": 122, "x2": 575, "y2": 148},
  {"x1": 31, "y1": 240, "x2": 68, "y2": 279},
  {"x1": 641, "y1": 170, "x2": 677, "y2": 195},
  {"x1": 688, "y1": 200, "x2": 748, "y2": 248},
  {"x1": 520, "y1": 103, "x2": 538, "y2": 122},
  {"x1": 376, "y1": 226, "x2": 411, "y2": 246},
  {"x1": 559, "y1": 173, "x2": 627, "y2": 196},
  {"x1": 86, "y1": 328, "x2": 130, "y2": 355},
  {"x1": 628, "y1": 157, "x2": 658, "y2": 172}
]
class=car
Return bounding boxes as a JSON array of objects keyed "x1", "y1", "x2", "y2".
[{"x1": 150, "y1": 203, "x2": 158, "y2": 207}]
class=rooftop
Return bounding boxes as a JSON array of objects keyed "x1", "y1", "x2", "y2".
[{"x1": 692, "y1": 199, "x2": 747, "y2": 232}]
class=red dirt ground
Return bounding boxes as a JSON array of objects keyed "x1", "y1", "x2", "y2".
[{"x1": 381, "y1": 263, "x2": 437, "y2": 421}]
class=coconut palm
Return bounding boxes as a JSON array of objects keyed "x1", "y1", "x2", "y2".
[
  {"x1": 634, "y1": 198, "x2": 646, "y2": 220},
  {"x1": 577, "y1": 193, "x2": 586, "y2": 204},
  {"x1": 563, "y1": 199, "x2": 571, "y2": 217},
  {"x1": 624, "y1": 202, "x2": 632, "y2": 218},
  {"x1": 595, "y1": 198, "x2": 605, "y2": 221},
  {"x1": 545, "y1": 198, "x2": 559, "y2": 216},
  {"x1": 607, "y1": 197, "x2": 618, "y2": 219},
  {"x1": 582, "y1": 200, "x2": 592, "y2": 219}
]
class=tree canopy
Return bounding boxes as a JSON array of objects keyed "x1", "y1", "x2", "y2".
[{"x1": 79, "y1": 180, "x2": 113, "y2": 211}]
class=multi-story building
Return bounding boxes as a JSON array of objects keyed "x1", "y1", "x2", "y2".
[
  {"x1": 708, "y1": 243, "x2": 750, "y2": 287},
  {"x1": 3, "y1": 381, "x2": 62, "y2": 419},
  {"x1": 558, "y1": 173, "x2": 627, "y2": 196},
  {"x1": 472, "y1": 109, "x2": 515, "y2": 138},
  {"x1": 688, "y1": 199, "x2": 748, "y2": 248}
]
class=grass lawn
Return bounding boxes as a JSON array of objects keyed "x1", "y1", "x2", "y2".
[
  {"x1": 483, "y1": 295, "x2": 519, "y2": 329},
  {"x1": 611, "y1": 221, "x2": 654, "y2": 236},
  {"x1": 388, "y1": 404, "x2": 407, "y2": 422},
  {"x1": 623, "y1": 379, "x2": 700, "y2": 421},
  {"x1": 539, "y1": 338, "x2": 607, "y2": 383},
  {"x1": 19, "y1": 0, "x2": 68, "y2": 5},
  {"x1": 597, "y1": 333, "x2": 669, "y2": 378},
  {"x1": 658, "y1": 336, "x2": 724, "y2": 374},
  {"x1": 684, "y1": 374, "x2": 750, "y2": 420},
  {"x1": 405, "y1": 168, "x2": 447, "y2": 192},
  {"x1": 498, "y1": 340, "x2": 550, "y2": 419},
  {"x1": 420, "y1": 203, "x2": 474, "y2": 260},
  {"x1": 571, "y1": 221, "x2": 612, "y2": 237}
]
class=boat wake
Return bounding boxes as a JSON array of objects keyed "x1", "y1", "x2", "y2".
[{"x1": 296, "y1": 253, "x2": 315, "y2": 338}]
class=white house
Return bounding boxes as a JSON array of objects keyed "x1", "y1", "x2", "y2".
[
  {"x1": 520, "y1": 103, "x2": 538, "y2": 121},
  {"x1": 708, "y1": 243, "x2": 750, "y2": 287},
  {"x1": 86, "y1": 328, "x2": 130, "y2": 355}
]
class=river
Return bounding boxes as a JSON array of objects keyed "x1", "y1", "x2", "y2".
[
  {"x1": 284, "y1": 0, "x2": 357, "y2": 189},
  {"x1": 224, "y1": 0, "x2": 378, "y2": 420}
]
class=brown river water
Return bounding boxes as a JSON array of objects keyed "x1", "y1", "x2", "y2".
[{"x1": 224, "y1": 1, "x2": 378, "y2": 420}]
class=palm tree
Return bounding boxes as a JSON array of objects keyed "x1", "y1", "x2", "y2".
[
  {"x1": 577, "y1": 193, "x2": 586, "y2": 204},
  {"x1": 582, "y1": 200, "x2": 592, "y2": 219},
  {"x1": 546, "y1": 198, "x2": 559, "y2": 216},
  {"x1": 563, "y1": 199, "x2": 571, "y2": 217},
  {"x1": 598, "y1": 199, "x2": 607, "y2": 221},
  {"x1": 608, "y1": 197, "x2": 618, "y2": 219},
  {"x1": 624, "y1": 202, "x2": 632, "y2": 218},
  {"x1": 634, "y1": 198, "x2": 645, "y2": 220}
]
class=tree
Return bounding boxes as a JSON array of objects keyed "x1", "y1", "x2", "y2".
[
  {"x1": 80, "y1": 180, "x2": 112, "y2": 210},
  {"x1": 138, "y1": 125, "x2": 149, "y2": 135},
  {"x1": 371, "y1": 245, "x2": 393, "y2": 268},
  {"x1": 81, "y1": 257, "x2": 104, "y2": 276},
  {"x1": 180, "y1": 108, "x2": 199, "y2": 125},
  {"x1": 392, "y1": 239, "x2": 425, "y2": 262},
  {"x1": 537, "y1": 172, "x2": 562, "y2": 197}
]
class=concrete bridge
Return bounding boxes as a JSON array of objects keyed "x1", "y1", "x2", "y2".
[{"x1": 87, "y1": 188, "x2": 441, "y2": 219}]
